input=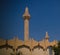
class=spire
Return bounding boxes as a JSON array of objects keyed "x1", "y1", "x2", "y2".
[
  {"x1": 45, "y1": 32, "x2": 49, "y2": 39},
  {"x1": 23, "y1": 7, "x2": 30, "y2": 19}
]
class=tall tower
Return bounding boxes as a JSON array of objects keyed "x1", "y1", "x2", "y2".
[{"x1": 23, "y1": 7, "x2": 30, "y2": 41}]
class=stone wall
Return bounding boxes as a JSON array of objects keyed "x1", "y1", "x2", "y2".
[{"x1": 0, "y1": 47, "x2": 54, "y2": 55}]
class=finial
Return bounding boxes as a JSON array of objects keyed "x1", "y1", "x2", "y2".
[
  {"x1": 14, "y1": 36, "x2": 18, "y2": 41},
  {"x1": 23, "y1": 7, "x2": 30, "y2": 19},
  {"x1": 45, "y1": 32, "x2": 49, "y2": 39}
]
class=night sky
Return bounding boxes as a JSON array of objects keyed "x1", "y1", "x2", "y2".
[{"x1": 0, "y1": 0, "x2": 60, "y2": 41}]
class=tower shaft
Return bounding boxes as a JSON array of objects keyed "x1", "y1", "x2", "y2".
[{"x1": 24, "y1": 19, "x2": 29, "y2": 41}]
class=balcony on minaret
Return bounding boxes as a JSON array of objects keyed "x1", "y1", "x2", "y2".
[{"x1": 23, "y1": 7, "x2": 30, "y2": 20}]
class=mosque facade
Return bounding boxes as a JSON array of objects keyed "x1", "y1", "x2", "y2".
[{"x1": 0, "y1": 7, "x2": 58, "y2": 55}]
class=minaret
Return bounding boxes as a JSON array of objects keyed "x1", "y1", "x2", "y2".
[
  {"x1": 23, "y1": 7, "x2": 30, "y2": 41},
  {"x1": 45, "y1": 32, "x2": 49, "y2": 40}
]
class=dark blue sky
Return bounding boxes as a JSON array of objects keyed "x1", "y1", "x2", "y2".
[{"x1": 0, "y1": 0, "x2": 60, "y2": 41}]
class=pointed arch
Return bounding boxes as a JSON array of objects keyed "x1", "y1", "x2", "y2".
[
  {"x1": 17, "y1": 45, "x2": 31, "y2": 51},
  {"x1": 32, "y1": 45, "x2": 44, "y2": 51}
]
